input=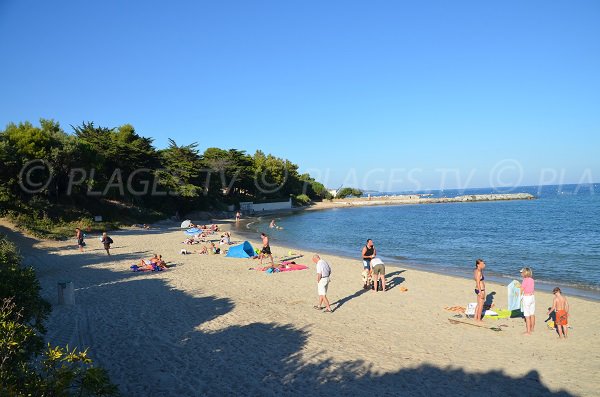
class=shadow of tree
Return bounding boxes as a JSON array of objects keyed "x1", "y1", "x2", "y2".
[{"x1": 1, "y1": 224, "x2": 576, "y2": 397}]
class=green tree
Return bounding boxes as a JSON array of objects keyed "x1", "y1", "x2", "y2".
[
  {"x1": 158, "y1": 139, "x2": 202, "y2": 197},
  {"x1": 336, "y1": 187, "x2": 363, "y2": 199}
]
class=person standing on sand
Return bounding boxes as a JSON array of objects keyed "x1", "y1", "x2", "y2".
[
  {"x1": 312, "y1": 254, "x2": 332, "y2": 312},
  {"x1": 101, "y1": 232, "x2": 113, "y2": 256},
  {"x1": 361, "y1": 239, "x2": 376, "y2": 289},
  {"x1": 548, "y1": 287, "x2": 569, "y2": 339},
  {"x1": 520, "y1": 267, "x2": 536, "y2": 335},
  {"x1": 259, "y1": 232, "x2": 274, "y2": 266},
  {"x1": 236, "y1": 211, "x2": 241, "y2": 222},
  {"x1": 75, "y1": 228, "x2": 85, "y2": 252},
  {"x1": 473, "y1": 259, "x2": 486, "y2": 322}
]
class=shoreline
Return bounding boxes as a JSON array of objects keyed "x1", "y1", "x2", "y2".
[
  {"x1": 236, "y1": 217, "x2": 600, "y2": 302},
  {"x1": 1, "y1": 219, "x2": 599, "y2": 396}
]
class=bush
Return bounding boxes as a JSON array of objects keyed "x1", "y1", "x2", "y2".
[
  {"x1": 335, "y1": 187, "x2": 363, "y2": 199},
  {"x1": 0, "y1": 235, "x2": 118, "y2": 396},
  {"x1": 294, "y1": 194, "x2": 311, "y2": 206}
]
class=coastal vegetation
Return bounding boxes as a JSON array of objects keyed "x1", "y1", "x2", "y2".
[
  {"x1": 0, "y1": 234, "x2": 118, "y2": 395},
  {"x1": 335, "y1": 187, "x2": 363, "y2": 199},
  {"x1": 0, "y1": 119, "x2": 330, "y2": 238}
]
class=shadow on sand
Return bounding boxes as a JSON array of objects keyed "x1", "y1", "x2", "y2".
[{"x1": 0, "y1": 224, "x2": 575, "y2": 397}]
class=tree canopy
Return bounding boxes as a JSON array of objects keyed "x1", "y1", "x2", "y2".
[{"x1": 0, "y1": 119, "x2": 330, "y2": 230}]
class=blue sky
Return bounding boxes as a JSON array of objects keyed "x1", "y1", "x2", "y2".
[{"x1": 1, "y1": 0, "x2": 599, "y2": 191}]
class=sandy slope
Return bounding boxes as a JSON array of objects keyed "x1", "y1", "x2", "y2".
[{"x1": 1, "y1": 219, "x2": 598, "y2": 396}]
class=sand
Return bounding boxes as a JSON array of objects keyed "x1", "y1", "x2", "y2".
[{"x1": 1, "y1": 219, "x2": 599, "y2": 396}]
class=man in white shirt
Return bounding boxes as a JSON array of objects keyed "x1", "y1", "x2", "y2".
[{"x1": 312, "y1": 254, "x2": 332, "y2": 313}]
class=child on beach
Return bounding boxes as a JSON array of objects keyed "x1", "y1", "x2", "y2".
[
  {"x1": 75, "y1": 228, "x2": 85, "y2": 252},
  {"x1": 101, "y1": 232, "x2": 113, "y2": 256},
  {"x1": 520, "y1": 267, "x2": 536, "y2": 335},
  {"x1": 548, "y1": 287, "x2": 569, "y2": 339}
]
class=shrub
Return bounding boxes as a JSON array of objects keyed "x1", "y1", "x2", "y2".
[
  {"x1": 335, "y1": 187, "x2": 363, "y2": 199},
  {"x1": 294, "y1": 194, "x2": 311, "y2": 206},
  {"x1": 0, "y1": 235, "x2": 118, "y2": 396}
]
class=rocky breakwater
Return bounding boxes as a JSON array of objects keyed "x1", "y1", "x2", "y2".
[
  {"x1": 423, "y1": 193, "x2": 536, "y2": 204},
  {"x1": 309, "y1": 193, "x2": 535, "y2": 210}
]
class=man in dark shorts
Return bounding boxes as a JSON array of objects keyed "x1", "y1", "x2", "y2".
[
  {"x1": 259, "y1": 232, "x2": 274, "y2": 266},
  {"x1": 361, "y1": 239, "x2": 376, "y2": 288}
]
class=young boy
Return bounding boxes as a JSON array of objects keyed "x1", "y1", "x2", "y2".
[
  {"x1": 101, "y1": 232, "x2": 113, "y2": 256},
  {"x1": 548, "y1": 287, "x2": 569, "y2": 339}
]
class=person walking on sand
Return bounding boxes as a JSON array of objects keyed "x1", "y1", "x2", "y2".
[
  {"x1": 259, "y1": 232, "x2": 274, "y2": 266},
  {"x1": 236, "y1": 211, "x2": 241, "y2": 222},
  {"x1": 520, "y1": 267, "x2": 536, "y2": 335},
  {"x1": 549, "y1": 287, "x2": 569, "y2": 339},
  {"x1": 473, "y1": 259, "x2": 486, "y2": 322},
  {"x1": 370, "y1": 257, "x2": 386, "y2": 292},
  {"x1": 101, "y1": 232, "x2": 113, "y2": 256},
  {"x1": 361, "y1": 239, "x2": 376, "y2": 289},
  {"x1": 75, "y1": 228, "x2": 85, "y2": 252},
  {"x1": 312, "y1": 254, "x2": 332, "y2": 312}
]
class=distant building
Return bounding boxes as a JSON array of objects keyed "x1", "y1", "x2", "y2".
[{"x1": 327, "y1": 189, "x2": 338, "y2": 197}]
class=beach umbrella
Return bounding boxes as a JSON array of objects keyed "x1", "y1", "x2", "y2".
[{"x1": 180, "y1": 220, "x2": 192, "y2": 228}]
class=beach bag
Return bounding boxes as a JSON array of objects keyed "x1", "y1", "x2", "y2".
[
  {"x1": 465, "y1": 302, "x2": 477, "y2": 316},
  {"x1": 107, "y1": 236, "x2": 113, "y2": 244}
]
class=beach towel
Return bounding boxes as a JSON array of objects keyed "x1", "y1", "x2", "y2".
[
  {"x1": 256, "y1": 264, "x2": 308, "y2": 272},
  {"x1": 185, "y1": 228, "x2": 201, "y2": 235},
  {"x1": 507, "y1": 280, "x2": 522, "y2": 311},
  {"x1": 484, "y1": 308, "x2": 523, "y2": 319},
  {"x1": 278, "y1": 264, "x2": 308, "y2": 272}
]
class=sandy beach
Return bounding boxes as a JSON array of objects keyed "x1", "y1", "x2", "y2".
[{"x1": 1, "y1": 219, "x2": 599, "y2": 396}]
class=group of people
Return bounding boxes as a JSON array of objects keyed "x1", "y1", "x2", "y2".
[
  {"x1": 361, "y1": 239, "x2": 386, "y2": 292},
  {"x1": 190, "y1": 242, "x2": 222, "y2": 255},
  {"x1": 75, "y1": 228, "x2": 113, "y2": 256},
  {"x1": 312, "y1": 239, "x2": 386, "y2": 315},
  {"x1": 473, "y1": 259, "x2": 570, "y2": 338},
  {"x1": 78, "y1": 220, "x2": 571, "y2": 337},
  {"x1": 132, "y1": 254, "x2": 168, "y2": 271}
]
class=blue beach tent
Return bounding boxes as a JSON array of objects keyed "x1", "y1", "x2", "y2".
[{"x1": 226, "y1": 241, "x2": 256, "y2": 258}]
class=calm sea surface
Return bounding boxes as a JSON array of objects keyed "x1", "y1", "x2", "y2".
[{"x1": 245, "y1": 184, "x2": 600, "y2": 300}]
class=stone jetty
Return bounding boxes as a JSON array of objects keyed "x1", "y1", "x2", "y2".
[{"x1": 309, "y1": 193, "x2": 535, "y2": 210}]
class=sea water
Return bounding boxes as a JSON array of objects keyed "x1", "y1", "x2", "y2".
[{"x1": 247, "y1": 184, "x2": 600, "y2": 300}]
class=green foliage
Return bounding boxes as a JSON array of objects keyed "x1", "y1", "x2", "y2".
[
  {"x1": 0, "y1": 236, "x2": 50, "y2": 337},
  {"x1": 1, "y1": 118, "x2": 327, "y2": 236},
  {"x1": 0, "y1": 299, "x2": 119, "y2": 396},
  {"x1": 0, "y1": 235, "x2": 118, "y2": 396},
  {"x1": 294, "y1": 194, "x2": 311, "y2": 206},
  {"x1": 158, "y1": 139, "x2": 203, "y2": 200},
  {"x1": 336, "y1": 187, "x2": 363, "y2": 199}
]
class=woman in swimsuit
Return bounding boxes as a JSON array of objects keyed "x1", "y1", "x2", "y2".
[{"x1": 473, "y1": 259, "x2": 486, "y2": 322}]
